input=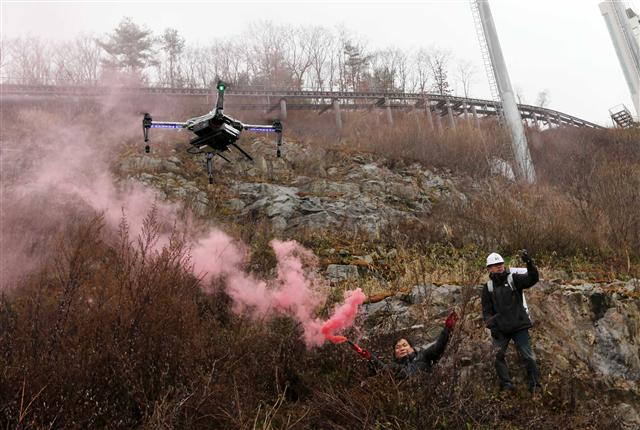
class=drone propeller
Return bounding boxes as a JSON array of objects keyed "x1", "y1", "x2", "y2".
[
  {"x1": 142, "y1": 113, "x2": 152, "y2": 152},
  {"x1": 273, "y1": 120, "x2": 283, "y2": 158}
]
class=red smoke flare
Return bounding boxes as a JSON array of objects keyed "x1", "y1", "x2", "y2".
[{"x1": 320, "y1": 288, "x2": 366, "y2": 344}]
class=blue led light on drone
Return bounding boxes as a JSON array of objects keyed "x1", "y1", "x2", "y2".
[
  {"x1": 151, "y1": 124, "x2": 184, "y2": 129},
  {"x1": 245, "y1": 127, "x2": 274, "y2": 132}
]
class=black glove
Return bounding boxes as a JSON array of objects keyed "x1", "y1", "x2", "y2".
[{"x1": 521, "y1": 249, "x2": 532, "y2": 265}]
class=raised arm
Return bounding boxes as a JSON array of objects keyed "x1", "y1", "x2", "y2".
[
  {"x1": 512, "y1": 250, "x2": 539, "y2": 290},
  {"x1": 418, "y1": 326, "x2": 451, "y2": 363}
]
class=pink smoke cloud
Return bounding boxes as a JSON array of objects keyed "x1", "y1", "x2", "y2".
[
  {"x1": 1, "y1": 94, "x2": 178, "y2": 287},
  {"x1": 190, "y1": 235, "x2": 366, "y2": 348},
  {"x1": 2, "y1": 95, "x2": 368, "y2": 348}
]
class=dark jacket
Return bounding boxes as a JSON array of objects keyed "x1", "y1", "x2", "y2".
[
  {"x1": 481, "y1": 261, "x2": 539, "y2": 335},
  {"x1": 371, "y1": 327, "x2": 450, "y2": 379}
]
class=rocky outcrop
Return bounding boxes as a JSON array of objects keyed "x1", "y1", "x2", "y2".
[
  {"x1": 116, "y1": 140, "x2": 465, "y2": 234},
  {"x1": 360, "y1": 278, "x2": 640, "y2": 428}
]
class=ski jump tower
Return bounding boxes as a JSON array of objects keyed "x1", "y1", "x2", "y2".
[
  {"x1": 471, "y1": 0, "x2": 536, "y2": 184},
  {"x1": 599, "y1": 1, "x2": 640, "y2": 119}
]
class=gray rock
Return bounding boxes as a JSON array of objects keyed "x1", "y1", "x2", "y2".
[
  {"x1": 299, "y1": 197, "x2": 324, "y2": 214},
  {"x1": 227, "y1": 198, "x2": 246, "y2": 211},
  {"x1": 489, "y1": 157, "x2": 516, "y2": 181},
  {"x1": 289, "y1": 211, "x2": 336, "y2": 230},
  {"x1": 410, "y1": 284, "x2": 437, "y2": 305},
  {"x1": 326, "y1": 264, "x2": 359, "y2": 282},
  {"x1": 361, "y1": 163, "x2": 379, "y2": 174},
  {"x1": 616, "y1": 403, "x2": 640, "y2": 430},
  {"x1": 271, "y1": 216, "x2": 288, "y2": 232},
  {"x1": 352, "y1": 155, "x2": 367, "y2": 164},
  {"x1": 192, "y1": 202, "x2": 208, "y2": 216},
  {"x1": 593, "y1": 308, "x2": 640, "y2": 383}
]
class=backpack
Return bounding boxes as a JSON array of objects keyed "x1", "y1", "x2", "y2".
[{"x1": 487, "y1": 271, "x2": 530, "y2": 317}]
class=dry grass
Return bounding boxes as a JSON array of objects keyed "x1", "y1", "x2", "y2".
[
  {"x1": 0, "y1": 212, "x2": 618, "y2": 429},
  {"x1": 0, "y1": 100, "x2": 637, "y2": 428}
]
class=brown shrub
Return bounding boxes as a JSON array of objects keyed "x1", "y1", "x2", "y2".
[{"x1": 0, "y1": 209, "x2": 620, "y2": 429}]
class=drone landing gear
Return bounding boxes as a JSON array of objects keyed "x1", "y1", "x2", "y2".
[{"x1": 206, "y1": 152, "x2": 214, "y2": 184}]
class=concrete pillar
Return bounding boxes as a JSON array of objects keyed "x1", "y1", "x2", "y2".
[
  {"x1": 385, "y1": 98, "x2": 393, "y2": 125},
  {"x1": 413, "y1": 110, "x2": 423, "y2": 133},
  {"x1": 477, "y1": 0, "x2": 535, "y2": 183},
  {"x1": 333, "y1": 99, "x2": 342, "y2": 131},
  {"x1": 446, "y1": 99, "x2": 456, "y2": 129},
  {"x1": 530, "y1": 112, "x2": 538, "y2": 129},
  {"x1": 435, "y1": 110, "x2": 443, "y2": 134},
  {"x1": 472, "y1": 105, "x2": 480, "y2": 128},
  {"x1": 280, "y1": 98, "x2": 287, "y2": 120},
  {"x1": 555, "y1": 113, "x2": 562, "y2": 127},
  {"x1": 463, "y1": 103, "x2": 470, "y2": 126},
  {"x1": 545, "y1": 113, "x2": 553, "y2": 128},
  {"x1": 424, "y1": 97, "x2": 434, "y2": 130}
]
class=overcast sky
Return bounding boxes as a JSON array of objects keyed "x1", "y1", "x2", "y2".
[{"x1": 2, "y1": 0, "x2": 639, "y2": 125}]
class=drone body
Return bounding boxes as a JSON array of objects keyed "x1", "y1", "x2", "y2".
[{"x1": 142, "y1": 81, "x2": 283, "y2": 183}]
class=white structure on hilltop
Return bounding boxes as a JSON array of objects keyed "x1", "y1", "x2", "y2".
[{"x1": 600, "y1": 2, "x2": 640, "y2": 117}]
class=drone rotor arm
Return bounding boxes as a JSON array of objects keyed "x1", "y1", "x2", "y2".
[{"x1": 243, "y1": 121, "x2": 283, "y2": 157}]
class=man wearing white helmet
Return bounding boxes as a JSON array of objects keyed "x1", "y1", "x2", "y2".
[{"x1": 481, "y1": 250, "x2": 541, "y2": 395}]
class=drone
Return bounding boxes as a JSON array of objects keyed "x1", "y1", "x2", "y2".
[{"x1": 142, "y1": 81, "x2": 283, "y2": 184}]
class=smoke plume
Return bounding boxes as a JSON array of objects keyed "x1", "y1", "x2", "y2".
[{"x1": 1, "y1": 93, "x2": 366, "y2": 347}]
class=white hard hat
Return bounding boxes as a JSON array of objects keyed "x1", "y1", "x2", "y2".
[{"x1": 486, "y1": 252, "x2": 504, "y2": 267}]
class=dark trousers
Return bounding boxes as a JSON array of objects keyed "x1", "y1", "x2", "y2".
[{"x1": 492, "y1": 328, "x2": 540, "y2": 390}]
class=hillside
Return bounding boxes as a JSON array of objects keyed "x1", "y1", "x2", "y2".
[{"x1": 1, "y1": 94, "x2": 639, "y2": 429}]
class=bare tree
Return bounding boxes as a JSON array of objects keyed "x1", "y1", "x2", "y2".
[
  {"x1": 455, "y1": 59, "x2": 476, "y2": 98},
  {"x1": 283, "y1": 26, "x2": 314, "y2": 90},
  {"x1": 515, "y1": 86, "x2": 526, "y2": 105},
  {"x1": 307, "y1": 26, "x2": 334, "y2": 91},
  {"x1": 429, "y1": 49, "x2": 452, "y2": 96},
  {"x1": 182, "y1": 44, "x2": 218, "y2": 88},
  {"x1": 244, "y1": 21, "x2": 292, "y2": 88},
  {"x1": 7, "y1": 36, "x2": 52, "y2": 85},
  {"x1": 51, "y1": 35, "x2": 102, "y2": 85},
  {"x1": 412, "y1": 48, "x2": 431, "y2": 93},
  {"x1": 0, "y1": 38, "x2": 8, "y2": 82},
  {"x1": 394, "y1": 49, "x2": 409, "y2": 92},
  {"x1": 535, "y1": 89, "x2": 550, "y2": 108},
  {"x1": 157, "y1": 28, "x2": 185, "y2": 87}
]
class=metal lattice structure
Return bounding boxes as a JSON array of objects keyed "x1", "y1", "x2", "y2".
[
  {"x1": 470, "y1": 0, "x2": 501, "y2": 111},
  {"x1": 609, "y1": 104, "x2": 639, "y2": 128},
  {"x1": 0, "y1": 84, "x2": 603, "y2": 130}
]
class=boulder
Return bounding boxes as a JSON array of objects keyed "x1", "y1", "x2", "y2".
[{"x1": 326, "y1": 264, "x2": 359, "y2": 282}]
